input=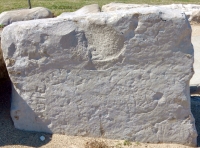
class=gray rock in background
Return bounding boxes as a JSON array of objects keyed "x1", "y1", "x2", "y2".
[
  {"x1": 57, "y1": 4, "x2": 100, "y2": 18},
  {"x1": 0, "y1": 7, "x2": 53, "y2": 26},
  {"x1": 1, "y1": 7, "x2": 197, "y2": 146},
  {"x1": 102, "y1": 3, "x2": 200, "y2": 23},
  {"x1": 102, "y1": 3, "x2": 149, "y2": 12}
]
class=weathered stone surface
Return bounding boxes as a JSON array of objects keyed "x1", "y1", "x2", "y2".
[
  {"x1": 0, "y1": 29, "x2": 8, "y2": 79},
  {"x1": 57, "y1": 4, "x2": 100, "y2": 18},
  {"x1": 160, "y1": 4, "x2": 200, "y2": 23},
  {"x1": 1, "y1": 7, "x2": 197, "y2": 146},
  {"x1": 190, "y1": 10, "x2": 200, "y2": 23},
  {"x1": 0, "y1": 7, "x2": 53, "y2": 26},
  {"x1": 102, "y1": 3, "x2": 200, "y2": 23}
]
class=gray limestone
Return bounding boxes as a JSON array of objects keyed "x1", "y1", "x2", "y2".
[
  {"x1": 57, "y1": 4, "x2": 100, "y2": 18},
  {"x1": 102, "y1": 3, "x2": 200, "y2": 23},
  {"x1": 1, "y1": 7, "x2": 197, "y2": 146},
  {"x1": 0, "y1": 7, "x2": 53, "y2": 26}
]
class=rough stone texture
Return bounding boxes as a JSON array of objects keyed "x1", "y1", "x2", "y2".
[
  {"x1": 0, "y1": 29, "x2": 8, "y2": 79},
  {"x1": 0, "y1": 7, "x2": 53, "y2": 26},
  {"x1": 190, "y1": 10, "x2": 200, "y2": 23},
  {"x1": 57, "y1": 4, "x2": 100, "y2": 18},
  {"x1": 1, "y1": 7, "x2": 197, "y2": 146},
  {"x1": 102, "y1": 3, "x2": 200, "y2": 23}
]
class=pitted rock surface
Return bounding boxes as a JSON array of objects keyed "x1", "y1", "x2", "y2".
[
  {"x1": 1, "y1": 7, "x2": 197, "y2": 146},
  {"x1": 0, "y1": 7, "x2": 53, "y2": 26}
]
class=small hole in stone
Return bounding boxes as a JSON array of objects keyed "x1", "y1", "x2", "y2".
[{"x1": 14, "y1": 115, "x2": 19, "y2": 120}]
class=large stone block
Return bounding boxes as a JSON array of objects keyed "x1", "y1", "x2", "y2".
[
  {"x1": 1, "y1": 7, "x2": 197, "y2": 146},
  {"x1": 0, "y1": 7, "x2": 53, "y2": 26}
]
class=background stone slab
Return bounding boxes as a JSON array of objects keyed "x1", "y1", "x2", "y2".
[
  {"x1": 57, "y1": 4, "x2": 100, "y2": 18},
  {"x1": 0, "y1": 7, "x2": 53, "y2": 26},
  {"x1": 102, "y1": 3, "x2": 200, "y2": 24}
]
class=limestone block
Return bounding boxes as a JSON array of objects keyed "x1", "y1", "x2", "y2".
[
  {"x1": 102, "y1": 3, "x2": 200, "y2": 23},
  {"x1": 1, "y1": 7, "x2": 197, "y2": 146},
  {"x1": 57, "y1": 4, "x2": 100, "y2": 18},
  {"x1": 0, "y1": 7, "x2": 53, "y2": 26},
  {"x1": 190, "y1": 10, "x2": 200, "y2": 23},
  {"x1": 160, "y1": 4, "x2": 200, "y2": 23}
]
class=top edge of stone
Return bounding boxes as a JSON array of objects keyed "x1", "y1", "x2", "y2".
[
  {"x1": 103, "y1": 2, "x2": 200, "y2": 8},
  {"x1": 2, "y1": 7, "x2": 187, "y2": 28},
  {"x1": 0, "y1": 7, "x2": 51, "y2": 14}
]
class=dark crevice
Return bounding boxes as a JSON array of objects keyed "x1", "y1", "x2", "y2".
[
  {"x1": 191, "y1": 96, "x2": 200, "y2": 146},
  {"x1": 0, "y1": 76, "x2": 52, "y2": 147}
]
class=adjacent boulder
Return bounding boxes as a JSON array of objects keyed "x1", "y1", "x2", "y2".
[
  {"x1": 0, "y1": 7, "x2": 53, "y2": 26},
  {"x1": 102, "y1": 3, "x2": 200, "y2": 23},
  {"x1": 57, "y1": 4, "x2": 100, "y2": 18},
  {"x1": 102, "y1": 3, "x2": 149, "y2": 12},
  {"x1": 160, "y1": 4, "x2": 200, "y2": 23},
  {"x1": 1, "y1": 7, "x2": 197, "y2": 146},
  {"x1": 190, "y1": 10, "x2": 200, "y2": 23}
]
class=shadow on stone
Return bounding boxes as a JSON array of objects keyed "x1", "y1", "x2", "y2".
[
  {"x1": 0, "y1": 78, "x2": 52, "y2": 147},
  {"x1": 191, "y1": 96, "x2": 200, "y2": 147}
]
